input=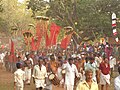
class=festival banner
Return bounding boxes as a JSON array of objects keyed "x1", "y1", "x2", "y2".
[
  {"x1": 45, "y1": 32, "x2": 50, "y2": 47},
  {"x1": 49, "y1": 23, "x2": 61, "y2": 46},
  {"x1": 35, "y1": 22, "x2": 42, "y2": 50},
  {"x1": 10, "y1": 39, "x2": 14, "y2": 55},
  {"x1": 31, "y1": 37, "x2": 36, "y2": 51},
  {"x1": 60, "y1": 34, "x2": 72, "y2": 49}
]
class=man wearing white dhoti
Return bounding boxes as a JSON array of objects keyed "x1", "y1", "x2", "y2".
[
  {"x1": 14, "y1": 63, "x2": 25, "y2": 90},
  {"x1": 99, "y1": 57, "x2": 110, "y2": 90},
  {"x1": 63, "y1": 58, "x2": 79, "y2": 90},
  {"x1": 32, "y1": 57, "x2": 47, "y2": 90}
]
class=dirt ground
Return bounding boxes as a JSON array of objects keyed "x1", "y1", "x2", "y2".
[
  {"x1": 0, "y1": 67, "x2": 118, "y2": 90},
  {"x1": 0, "y1": 68, "x2": 63, "y2": 90}
]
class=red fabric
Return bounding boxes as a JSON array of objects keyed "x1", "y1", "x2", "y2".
[
  {"x1": 36, "y1": 22, "x2": 41, "y2": 37},
  {"x1": 112, "y1": 23, "x2": 116, "y2": 27},
  {"x1": 105, "y1": 47, "x2": 113, "y2": 60},
  {"x1": 8, "y1": 55, "x2": 16, "y2": 63},
  {"x1": 60, "y1": 34, "x2": 72, "y2": 49},
  {"x1": 49, "y1": 23, "x2": 61, "y2": 46},
  {"x1": 113, "y1": 32, "x2": 117, "y2": 36},
  {"x1": 13, "y1": 56, "x2": 17, "y2": 63},
  {"x1": 45, "y1": 32, "x2": 50, "y2": 47},
  {"x1": 11, "y1": 39, "x2": 14, "y2": 55},
  {"x1": 35, "y1": 22, "x2": 42, "y2": 50},
  {"x1": 31, "y1": 37, "x2": 36, "y2": 51},
  {"x1": 99, "y1": 62, "x2": 110, "y2": 75},
  {"x1": 8, "y1": 55, "x2": 12, "y2": 63},
  {"x1": 9, "y1": 40, "x2": 15, "y2": 62},
  {"x1": 1, "y1": 45, "x2": 4, "y2": 49},
  {"x1": 35, "y1": 36, "x2": 42, "y2": 50}
]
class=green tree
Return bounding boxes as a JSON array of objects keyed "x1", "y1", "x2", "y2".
[
  {"x1": 0, "y1": 0, "x2": 34, "y2": 35},
  {"x1": 27, "y1": 0, "x2": 49, "y2": 17},
  {"x1": 0, "y1": 0, "x2": 35, "y2": 50},
  {"x1": 0, "y1": 0, "x2": 8, "y2": 34},
  {"x1": 0, "y1": 0, "x2": 3, "y2": 12},
  {"x1": 27, "y1": 0, "x2": 120, "y2": 43}
]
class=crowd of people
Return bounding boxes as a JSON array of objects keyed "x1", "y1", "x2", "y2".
[{"x1": 0, "y1": 42, "x2": 120, "y2": 90}]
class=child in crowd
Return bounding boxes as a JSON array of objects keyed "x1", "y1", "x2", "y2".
[{"x1": 14, "y1": 62, "x2": 26, "y2": 90}]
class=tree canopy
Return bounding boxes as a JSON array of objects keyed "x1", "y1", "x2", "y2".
[
  {"x1": 0, "y1": 0, "x2": 119, "y2": 45},
  {"x1": 27, "y1": 0, "x2": 120, "y2": 43},
  {"x1": 0, "y1": 0, "x2": 34, "y2": 36}
]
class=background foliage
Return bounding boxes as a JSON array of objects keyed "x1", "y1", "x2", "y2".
[{"x1": 0, "y1": 0, "x2": 120, "y2": 45}]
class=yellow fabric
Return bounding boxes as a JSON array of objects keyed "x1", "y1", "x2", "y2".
[{"x1": 76, "y1": 80, "x2": 98, "y2": 90}]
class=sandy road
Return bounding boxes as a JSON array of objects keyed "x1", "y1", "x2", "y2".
[{"x1": 0, "y1": 68, "x2": 64, "y2": 90}]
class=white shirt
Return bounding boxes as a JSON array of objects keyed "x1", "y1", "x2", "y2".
[
  {"x1": 63, "y1": 63, "x2": 79, "y2": 85},
  {"x1": 57, "y1": 67, "x2": 63, "y2": 80},
  {"x1": 0, "y1": 53, "x2": 5, "y2": 63},
  {"x1": 114, "y1": 75, "x2": 120, "y2": 90},
  {"x1": 24, "y1": 57, "x2": 34, "y2": 65},
  {"x1": 109, "y1": 57, "x2": 116, "y2": 68},
  {"x1": 95, "y1": 56, "x2": 102, "y2": 68},
  {"x1": 32, "y1": 65, "x2": 47, "y2": 79},
  {"x1": 14, "y1": 69, "x2": 25, "y2": 87}
]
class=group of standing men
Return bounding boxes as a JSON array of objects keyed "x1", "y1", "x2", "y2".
[
  {"x1": 1, "y1": 42, "x2": 120, "y2": 90},
  {"x1": 13, "y1": 52, "x2": 116, "y2": 90}
]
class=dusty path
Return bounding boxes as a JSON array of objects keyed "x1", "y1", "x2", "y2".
[
  {"x1": 0, "y1": 67, "x2": 118, "y2": 90},
  {"x1": 0, "y1": 68, "x2": 13, "y2": 90},
  {"x1": 0, "y1": 68, "x2": 63, "y2": 90}
]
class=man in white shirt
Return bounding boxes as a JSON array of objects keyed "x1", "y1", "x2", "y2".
[
  {"x1": 0, "y1": 52, "x2": 5, "y2": 69},
  {"x1": 95, "y1": 53, "x2": 102, "y2": 68},
  {"x1": 109, "y1": 55, "x2": 116, "y2": 77},
  {"x1": 114, "y1": 66, "x2": 120, "y2": 90},
  {"x1": 32, "y1": 57, "x2": 47, "y2": 90},
  {"x1": 14, "y1": 62, "x2": 25, "y2": 90},
  {"x1": 63, "y1": 57, "x2": 79, "y2": 90}
]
